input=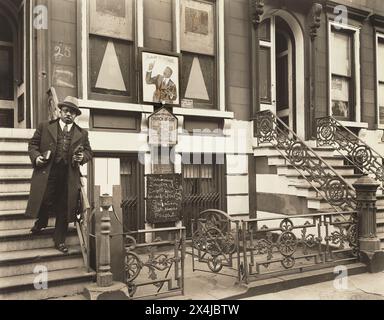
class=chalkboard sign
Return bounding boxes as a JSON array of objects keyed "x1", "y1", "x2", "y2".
[{"x1": 146, "y1": 174, "x2": 182, "y2": 224}]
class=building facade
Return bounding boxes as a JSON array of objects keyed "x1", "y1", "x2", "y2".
[{"x1": 1, "y1": 0, "x2": 384, "y2": 236}]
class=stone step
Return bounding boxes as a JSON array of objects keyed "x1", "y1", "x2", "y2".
[
  {"x1": 267, "y1": 155, "x2": 345, "y2": 167},
  {"x1": 306, "y1": 198, "x2": 337, "y2": 211},
  {"x1": 0, "y1": 141, "x2": 29, "y2": 153},
  {"x1": 0, "y1": 179, "x2": 30, "y2": 193},
  {"x1": 296, "y1": 174, "x2": 363, "y2": 186},
  {"x1": 0, "y1": 165, "x2": 33, "y2": 179},
  {"x1": 0, "y1": 214, "x2": 55, "y2": 231},
  {"x1": 223, "y1": 262, "x2": 367, "y2": 300},
  {"x1": 0, "y1": 128, "x2": 34, "y2": 140},
  {"x1": 278, "y1": 165, "x2": 356, "y2": 177},
  {"x1": 0, "y1": 192, "x2": 29, "y2": 211},
  {"x1": 254, "y1": 146, "x2": 337, "y2": 158},
  {"x1": 0, "y1": 155, "x2": 31, "y2": 165},
  {"x1": 378, "y1": 232, "x2": 384, "y2": 241},
  {"x1": 0, "y1": 267, "x2": 95, "y2": 300},
  {"x1": 0, "y1": 227, "x2": 79, "y2": 252},
  {"x1": 0, "y1": 246, "x2": 83, "y2": 277}
]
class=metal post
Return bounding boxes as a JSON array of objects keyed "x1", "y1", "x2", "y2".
[
  {"x1": 97, "y1": 194, "x2": 113, "y2": 287},
  {"x1": 353, "y1": 175, "x2": 384, "y2": 273}
]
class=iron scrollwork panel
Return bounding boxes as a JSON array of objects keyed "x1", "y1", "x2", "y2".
[
  {"x1": 255, "y1": 111, "x2": 357, "y2": 211},
  {"x1": 242, "y1": 214, "x2": 358, "y2": 279},
  {"x1": 317, "y1": 116, "x2": 384, "y2": 186},
  {"x1": 124, "y1": 229, "x2": 184, "y2": 299},
  {"x1": 192, "y1": 210, "x2": 238, "y2": 274}
]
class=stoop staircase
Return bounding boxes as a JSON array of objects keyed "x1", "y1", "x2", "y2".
[
  {"x1": 254, "y1": 111, "x2": 384, "y2": 251},
  {"x1": 0, "y1": 129, "x2": 95, "y2": 300}
]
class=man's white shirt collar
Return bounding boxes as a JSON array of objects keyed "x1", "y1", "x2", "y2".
[{"x1": 59, "y1": 119, "x2": 73, "y2": 131}]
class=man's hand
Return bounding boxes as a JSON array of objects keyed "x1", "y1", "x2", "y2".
[
  {"x1": 35, "y1": 155, "x2": 48, "y2": 168},
  {"x1": 148, "y1": 62, "x2": 155, "y2": 71},
  {"x1": 73, "y1": 152, "x2": 84, "y2": 164}
]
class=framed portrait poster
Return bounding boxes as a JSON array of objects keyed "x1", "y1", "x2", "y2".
[{"x1": 140, "y1": 49, "x2": 180, "y2": 106}]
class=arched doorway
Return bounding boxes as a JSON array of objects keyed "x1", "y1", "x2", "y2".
[
  {"x1": 0, "y1": 14, "x2": 15, "y2": 128},
  {"x1": 0, "y1": 0, "x2": 26, "y2": 129},
  {"x1": 258, "y1": 10, "x2": 305, "y2": 138}
]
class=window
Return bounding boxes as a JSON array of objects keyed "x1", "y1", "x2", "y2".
[
  {"x1": 0, "y1": 16, "x2": 13, "y2": 101},
  {"x1": 259, "y1": 18, "x2": 272, "y2": 105},
  {"x1": 180, "y1": 0, "x2": 217, "y2": 109},
  {"x1": 88, "y1": 0, "x2": 136, "y2": 102},
  {"x1": 377, "y1": 35, "x2": 384, "y2": 126},
  {"x1": 329, "y1": 23, "x2": 360, "y2": 122},
  {"x1": 330, "y1": 29, "x2": 353, "y2": 120},
  {"x1": 0, "y1": 46, "x2": 13, "y2": 100}
]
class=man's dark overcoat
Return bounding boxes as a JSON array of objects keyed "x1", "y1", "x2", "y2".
[{"x1": 25, "y1": 119, "x2": 92, "y2": 222}]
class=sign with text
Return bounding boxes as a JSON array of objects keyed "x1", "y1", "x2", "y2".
[
  {"x1": 148, "y1": 107, "x2": 178, "y2": 146},
  {"x1": 146, "y1": 174, "x2": 182, "y2": 224}
]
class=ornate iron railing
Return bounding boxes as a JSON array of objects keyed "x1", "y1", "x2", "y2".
[
  {"x1": 191, "y1": 209, "x2": 243, "y2": 282},
  {"x1": 191, "y1": 209, "x2": 358, "y2": 284},
  {"x1": 317, "y1": 116, "x2": 384, "y2": 188},
  {"x1": 241, "y1": 211, "x2": 358, "y2": 282},
  {"x1": 124, "y1": 226, "x2": 185, "y2": 299},
  {"x1": 254, "y1": 110, "x2": 357, "y2": 212}
]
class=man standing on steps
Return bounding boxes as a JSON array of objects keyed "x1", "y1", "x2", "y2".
[{"x1": 25, "y1": 96, "x2": 93, "y2": 254}]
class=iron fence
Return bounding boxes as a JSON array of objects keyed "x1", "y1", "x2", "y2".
[
  {"x1": 191, "y1": 209, "x2": 358, "y2": 284},
  {"x1": 124, "y1": 226, "x2": 185, "y2": 300},
  {"x1": 241, "y1": 211, "x2": 358, "y2": 282}
]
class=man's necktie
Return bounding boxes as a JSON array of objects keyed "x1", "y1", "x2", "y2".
[{"x1": 63, "y1": 124, "x2": 69, "y2": 152}]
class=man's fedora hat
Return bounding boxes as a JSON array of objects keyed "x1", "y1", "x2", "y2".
[{"x1": 58, "y1": 96, "x2": 82, "y2": 116}]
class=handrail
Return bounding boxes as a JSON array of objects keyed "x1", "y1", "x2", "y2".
[
  {"x1": 317, "y1": 116, "x2": 384, "y2": 188},
  {"x1": 243, "y1": 210, "x2": 357, "y2": 223},
  {"x1": 254, "y1": 110, "x2": 357, "y2": 213}
]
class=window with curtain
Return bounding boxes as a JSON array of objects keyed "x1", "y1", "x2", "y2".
[
  {"x1": 377, "y1": 37, "x2": 384, "y2": 125},
  {"x1": 259, "y1": 18, "x2": 272, "y2": 105},
  {"x1": 330, "y1": 28, "x2": 354, "y2": 121}
]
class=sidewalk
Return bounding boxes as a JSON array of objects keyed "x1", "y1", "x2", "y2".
[
  {"x1": 163, "y1": 254, "x2": 384, "y2": 300},
  {"x1": 243, "y1": 272, "x2": 384, "y2": 300}
]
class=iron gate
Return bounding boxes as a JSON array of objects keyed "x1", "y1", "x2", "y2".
[
  {"x1": 121, "y1": 157, "x2": 145, "y2": 240},
  {"x1": 182, "y1": 155, "x2": 226, "y2": 237}
]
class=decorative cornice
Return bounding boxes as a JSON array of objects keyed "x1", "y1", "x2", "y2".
[
  {"x1": 250, "y1": 0, "x2": 265, "y2": 29},
  {"x1": 370, "y1": 14, "x2": 384, "y2": 29},
  {"x1": 325, "y1": 1, "x2": 371, "y2": 22},
  {"x1": 309, "y1": 3, "x2": 323, "y2": 41}
]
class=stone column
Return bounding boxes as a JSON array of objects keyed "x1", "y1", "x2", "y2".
[{"x1": 353, "y1": 175, "x2": 384, "y2": 273}]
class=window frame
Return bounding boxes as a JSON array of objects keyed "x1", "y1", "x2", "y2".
[
  {"x1": 172, "y1": 0, "x2": 226, "y2": 113},
  {"x1": 84, "y1": 0, "x2": 139, "y2": 104},
  {"x1": 80, "y1": 0, "x2": 228, "y2": 118},
  {"x1": 376, "y1": 32, "x2": 384, "y2": 129},
  {"x1": 179, "y1": 0, "x2": 218, "y2": 110},
  {"x1": 328, "y1": 21, "x2": 361, "y2": 125}
]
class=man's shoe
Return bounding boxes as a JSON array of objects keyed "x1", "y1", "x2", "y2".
[
  {"x1": 55, "y1": 243, "x2": 69, "y2": 254},
  {"x1": 30, "y1": 225, "x2": 44, "y2": 234}
]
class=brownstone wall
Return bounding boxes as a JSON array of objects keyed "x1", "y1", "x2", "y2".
[
  {"x1": 225, "y1": 0, "x2": 252, "y2": 121},
  {"x1": 49, "y1": 0, "x2": 78, "y2": 101},
  {"x1": 144, "y1": 0, "x2": 173, "y2": 51}
]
